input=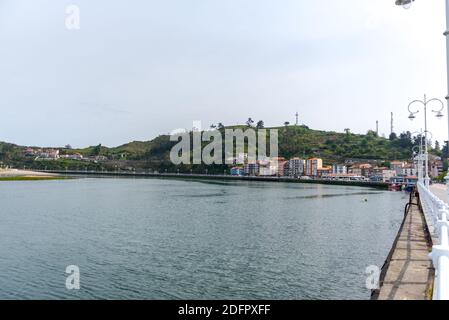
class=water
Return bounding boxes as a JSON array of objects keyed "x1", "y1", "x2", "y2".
[{"x1": 0, "y1": 178, "x2": 407, "y2": 299}]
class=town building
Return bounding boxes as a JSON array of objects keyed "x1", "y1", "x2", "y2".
[
  {"x1": 36, "y1": 149, "x2": 60, "y2": 160},
  {"x1": 324, "y1": 173, "x2": 366, "y2": 181},
  {"x1": 259, "y1": 157, "x2": 286, "y2": 176},
  {"x1": 317, "y1": 166, "x2": 332, "y2": 178},
  {"x1": 390, "y1": 161, "x2": 405, "y2": 175},
  {"x1": 277, "y1": 160, "x2": 289, "y2": 177},
  {"x1": 332, "y1": 164, "x2": 347, "y2": 175},
  {"x1": 430, "y1": 159, "x2": 444, "y2": 178},
  {"x1": 402, "y1": 163, "x2": 417, "y2": 177},
  {"x1": 60, "y1": 153, "x2": 83, "y2": 160},
  {"x1": 288, "y1": 158, "x2": 306, "y2": 177},
  {"x1": 244, "y1": 161, "x2": 259, "y2": 176},
  {"x1": 372, "y1": 166, "x2": 389, "y2": 175},
  {"x1": 305, "y1": 158, "x2": 323, "y2": 176},
  {"x1": 382, "y1": 169, "x2": 397, "y2": 182}
]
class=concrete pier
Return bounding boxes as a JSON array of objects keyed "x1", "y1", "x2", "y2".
[{"x1": 373, "y1": 194, "x2": 434, "y2": 300}]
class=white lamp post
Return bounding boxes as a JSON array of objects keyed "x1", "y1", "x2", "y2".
[
  {"x1": 408, "y1": 95, "x2": 444, "y2": 187},
  {"x1": 411, "y1": 130, "x2": 426, "y2": 182},
  {"x1": 412, "y1": 145, "x2": 422, "y2": 181},
  {"x1": 395, "y1": 0, "x2": 449, "y2": 193}
]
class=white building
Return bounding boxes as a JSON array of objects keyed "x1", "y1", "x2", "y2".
[
  {"x1": 402, "y1": 165, "x2": 417, "y2": 176},
  {"x1": 390, "y1": 161, "x2": 405, "y2": 175},
  {"x1": 259, "y1": 157, "x2": 286, "y2": 176},
  {"x1": 382, "y1": 169, "x2": 397, "y2": 182},
  {"x1": 332, "y1": 164, "x2": 347, "y2": 175},
  {"x1": 288, "y1": 158, "x2": 305, "y2": 177}
]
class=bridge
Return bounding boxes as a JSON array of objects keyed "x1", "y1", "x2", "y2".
[{"x1": 374, "y1": 182, "x2": 449, "y2": 300}]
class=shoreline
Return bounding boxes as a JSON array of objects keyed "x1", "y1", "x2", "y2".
[
  {"x1": 0, "y1": 169, "x2": 64, "y2": 181},
  {"x1": 37, "y1": 169, "x2": 390, "y2": 189}
]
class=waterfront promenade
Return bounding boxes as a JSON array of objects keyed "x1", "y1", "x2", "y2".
[
  {"x1": 376, "y1": 183, "x2": 449, "y2": 300},
  {"x1": 374, "y1": 193, "x2": 434, "y2": 300}
]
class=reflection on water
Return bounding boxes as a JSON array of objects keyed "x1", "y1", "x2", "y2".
[{"x1": 0, "y1": 178, "x2": 407, "y2": 299}]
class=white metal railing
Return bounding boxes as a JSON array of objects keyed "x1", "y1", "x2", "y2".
[{"x1": 418, "y1": 182, "x2": 449, "y2": 300}]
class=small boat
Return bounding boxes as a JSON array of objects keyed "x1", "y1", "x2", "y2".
[{"x1": 389, "y1": 183, "x2": 402, "y2": 191}]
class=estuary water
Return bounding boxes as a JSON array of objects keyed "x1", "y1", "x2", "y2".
[{"x1": 0, "y1": 178, "x2": 407, "y2": 299}]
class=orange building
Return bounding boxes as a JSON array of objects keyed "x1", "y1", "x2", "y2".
[{"x1": 305, "y1": 158, "x2": 323, "y2": 176}]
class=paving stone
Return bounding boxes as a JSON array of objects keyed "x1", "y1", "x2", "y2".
[{"x1": 376, "y1": 196, "x2": 434, "y2": 300}]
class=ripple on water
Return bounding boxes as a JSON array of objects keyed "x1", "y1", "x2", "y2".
[{"x1": 0, "y1": 179, "x2": 406, "y2": 299}]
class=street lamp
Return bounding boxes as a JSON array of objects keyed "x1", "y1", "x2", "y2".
[
  {"x1": 411, "y1": 130, "x2": 434, "y2": 182},
  {"x1": 395, "y1": 0, "x2": 415, "y2": 9},
  {"x1": 411, "y1": 130, "x2": 426, "y2": 181},
  {"x1": 395, "y1": 0, "x2": 449, "y2": 195},
  {"x1": 407, "y1": 95, "x2": 444, "y2": 187},
  {"x1": 412, "y1": 145, "x2": 422, "y2": 181}
]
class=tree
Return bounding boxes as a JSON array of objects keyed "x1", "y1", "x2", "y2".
[
  {"x1": 435, "y1": 140, "x2": 441, "y2": 151},
  {"x1": 443, "y1": 141, "x2": 449, "y2": 171},
  {"x1": 443, "y1": 141, "x2": 449, "y2": 158},
  {"x1": 246, "y1": 118, "x2": 254, "y2": 127},
  {"x1": 65, "y1": 144, "x2": 72, "y2": 149},
  {"x1": 344, "y1": 128, "x2": 350, "y2": 135},
  {"x1": 360, "y1": 138, "x2": 368, "y2": 148},
  {"x1": 413, "y1": 134, "x2": 423, "y2": 148},
  {"x1": 217, "y1": 123, "x2": 225, "y2": 130},
  {"x1": 92, "y1": 144, "x2": 102, "y2": 156},
  {"x1": 366, "y1": 130, "x2": 377, "y2": 138},
  {"x1": 389, "y1": 132, "x2": 397, "y2": 141},
  {"x1": 210, "y1": 124, "x2": 217, "y2": 129},
  {"x1": 284, "y1": 121, "x2": 290, "y2": 127},
  {"x1": 256, "y1": 120, "x2": 264, "y2": 129},
  {"x1": 393, "y1": 131, "x2": 413, "y2": 149}
]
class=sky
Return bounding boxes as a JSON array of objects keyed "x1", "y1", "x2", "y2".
[{"x1": 0, "y1": 0, "x2": 448, "y2": 148}]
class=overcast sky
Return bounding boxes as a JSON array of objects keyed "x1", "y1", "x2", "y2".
[{"x1": 0, "y1": 0, "x2": 448, "y2": 147}]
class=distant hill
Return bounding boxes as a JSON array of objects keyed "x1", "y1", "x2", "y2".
[{"x1": 0, "y1": 125, "x2": 440, "y2": 172}]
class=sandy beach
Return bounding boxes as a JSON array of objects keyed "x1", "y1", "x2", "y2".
[{"x1": 0, "y1": 168, "x2": 58, "y2": 178}]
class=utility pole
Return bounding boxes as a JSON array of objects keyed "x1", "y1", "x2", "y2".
[
  {"x1": 295, "y1": 112, "x2": 299, "y2": 126},
  {"x1": 376, "y1": 120, "x2": 379, "y2": 136}
]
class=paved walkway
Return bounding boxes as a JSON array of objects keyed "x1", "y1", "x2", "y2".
[
  {"x1": 374, "y1": 195, "x2": 434, "y2": 300},
  {"x1": 430, "y1": 184, "x2": 448, "y2": 204}
]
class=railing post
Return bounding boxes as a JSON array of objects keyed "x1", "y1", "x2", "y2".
[
  {"x1": 418, "y1": 181, "x2": 449, "y2": 299},
  {"x1": 429, "y1": 204, "x2": 449, "y2": 300}
]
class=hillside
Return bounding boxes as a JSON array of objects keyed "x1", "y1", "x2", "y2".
[{"x1": 0, "y1": 125, "x2": 440, "y2": 173}]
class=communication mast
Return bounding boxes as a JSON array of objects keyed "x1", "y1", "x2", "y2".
[{"x1": 391, "y1": 112, "x2": 394, "y2": 135}]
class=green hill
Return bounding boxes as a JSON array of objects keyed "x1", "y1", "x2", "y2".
[{"x1": 0, "y1": 125, "x2": 441, "y2": 173}]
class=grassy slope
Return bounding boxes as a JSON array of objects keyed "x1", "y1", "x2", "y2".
[{"x1": 0, "y1": 126, "x2": 425, "y2": 170}]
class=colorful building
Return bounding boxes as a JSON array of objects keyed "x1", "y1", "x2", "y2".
[
  {"x1": 305, "y1": 158, "x2": 323, "y2": 176},
  {"x1": 317, "y1": 166, "x2": 332, "y2": 177}
]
